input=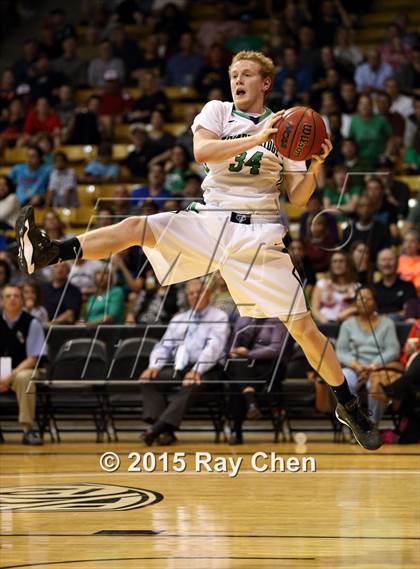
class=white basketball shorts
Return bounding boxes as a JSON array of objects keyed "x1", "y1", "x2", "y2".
[{"x1": 142, "y1": 204, "x2": 309, "y2": 320}]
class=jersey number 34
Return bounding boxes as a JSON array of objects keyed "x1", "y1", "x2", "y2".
[{"x1": 228, "y1": 151, "x2": 263, "y2": 175}]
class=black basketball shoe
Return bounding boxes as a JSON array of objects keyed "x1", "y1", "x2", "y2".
[
  {"x1": 335, "y1": 397, "x2": 382, "y2": 451},
  {"x1": 16, "y1": 205, "x2": 59, "y2": 274}
]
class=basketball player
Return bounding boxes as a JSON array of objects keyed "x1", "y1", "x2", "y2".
[{"x1": 15, "y1": 51, "x2": 381, "y2": 450}]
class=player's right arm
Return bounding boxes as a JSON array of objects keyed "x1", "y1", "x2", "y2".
[{"x1": 193, "y1": 111, "x2": 284, "y2": 163}]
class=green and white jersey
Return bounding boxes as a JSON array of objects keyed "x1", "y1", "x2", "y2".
[{"x1": 191, "y1": 100, "x2": 306, "y2": 217}]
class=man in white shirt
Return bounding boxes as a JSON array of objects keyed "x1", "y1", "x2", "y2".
[
  {"x1": 139, "y1": 279, "x2": 229, "y2": 444},
  {"x1": 384, "y1": 77, "x2": 415, "y2": 119},
  {"x1": 17, "y1": 50, "x2": 382, "y2": 450}
]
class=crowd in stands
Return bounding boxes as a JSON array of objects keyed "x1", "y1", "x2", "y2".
[{"x1": 0, "y1": 1, "x2": 419, "y2": 443}]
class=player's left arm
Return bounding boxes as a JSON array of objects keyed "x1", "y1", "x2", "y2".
[{"x1": 284, "y1": 139, "x2": 332, "y2": 207}]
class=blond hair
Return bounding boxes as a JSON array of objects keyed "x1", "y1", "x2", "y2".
[{"x1": 229, "y1": 51, "x2": 275, "y2": 81}]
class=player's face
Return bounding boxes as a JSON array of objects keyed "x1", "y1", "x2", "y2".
[{"x1": 229, "y1": 60, "x2": 270, "y2": 112}]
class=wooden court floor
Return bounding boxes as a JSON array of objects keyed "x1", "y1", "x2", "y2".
[{"x1": 0, "y1": 435, "x2": 419, "y2": 569}]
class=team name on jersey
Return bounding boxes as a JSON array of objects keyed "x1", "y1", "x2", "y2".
[{"x1": 221, "y1": 134, "x2": 279, "y2": 157}]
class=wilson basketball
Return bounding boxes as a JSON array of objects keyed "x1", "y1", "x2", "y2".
[{"x1": 273, "y1": 106, "x2": 327, "y2": 161}]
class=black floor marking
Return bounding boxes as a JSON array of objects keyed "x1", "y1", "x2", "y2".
[
  {"x1": 1, "y1": 556, "x2": 316, "y2": 568},
  {"x1": 0, "y1": 533, "x2": 418, "y2": 540}
]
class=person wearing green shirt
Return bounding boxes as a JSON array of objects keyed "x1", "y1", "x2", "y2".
[
  {"x1": 163, "y1": 145, "x2": 193, "y2": 194},
  {"x1": 349, "y1": 95, "x2": 392, "y2": 168},
  {"x1": 403, "y1": 130, "x2": 420, "y2": 174},
  {"x1": 86, "y1": 268, "x2": 125, "y2": 325},
  {"x1": 323, "y1": 165, "x2": 362, "y2": 220}
]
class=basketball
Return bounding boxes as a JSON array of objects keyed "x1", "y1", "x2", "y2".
[{"x1": 273, "y1": 106, "x2": 328, "y2": 161}]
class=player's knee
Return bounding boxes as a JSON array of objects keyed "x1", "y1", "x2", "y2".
[{"x1": 119, "y1": 216, "x2": 156, "y2": 248}]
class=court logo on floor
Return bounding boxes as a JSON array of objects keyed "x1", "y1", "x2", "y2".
[{"x1": 0, "y1": 483, "x2": 163, "y2": 512}]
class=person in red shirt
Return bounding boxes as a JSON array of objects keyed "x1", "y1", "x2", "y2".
[
  {"x1": 23, "y1": 97, "x2": 60, "y2": 144},
  {"x1": 98, "y1": 69, "x2": 132, "y2": 136}
]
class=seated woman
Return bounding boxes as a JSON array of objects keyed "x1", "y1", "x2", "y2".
[
  {"x1": 226, "y1": 317, "x2": 289, "y2": 445},
  {"x1": 336, "y1": 287, "x2": 401, "y2": 425},
  {"x1": 397, "y1": 230, "x2": 420, "y2": 295},
  {"x1": 304, "y1": 213, "x2": 338, "y2": 273},
  {"x1": 311, "y1": 251, "x2": 359, "y2": 324},
  {"x1": 85, "y1": 267, "x2": 125, "y2": 326}
]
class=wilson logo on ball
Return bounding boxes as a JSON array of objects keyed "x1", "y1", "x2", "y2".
[{"x1": 293, "y1": 123, "x2": 312, "y2": 158}]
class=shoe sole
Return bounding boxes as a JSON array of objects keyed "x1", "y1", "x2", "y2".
[
  {"x1": 16, "y1": 206, "x2": 35, "y2": 274},
  {"x1": 335, "y1": 409, "x2": 382, "y2": 451}
]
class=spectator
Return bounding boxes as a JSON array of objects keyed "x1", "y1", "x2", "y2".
[
  {"x1": 403, "y1": 127, "x2": 420, "y2": 175},
  {"x1": 111, "y1": 24, "x2": 141, "y2": 76},
  {"x1": 397, "y1": 230, "x2": 420, "y2": 295},
  {"x1": 42, "y1": 209, "x2": 67, "y2": 242},
  {"x1": 0, "y1": 176, "x2": 19, "y2": 230},
  {"x1": 98, "y1": 69, "x2": 133, "y2": 131},
  {"x1": 227, "y1": 317, "x2": 288, "y2": 444},
  {"x1": 270, "y1": 75, "x2": 302, "y2": 111},
  {"x1": 365, "y1": 177, "x2": 399, "y2": 237},
  {"x1": 299, "y1": 192, "x2": 338, "y2": 243},
  {"x1": 84, "y1": 142, "x2": 120, "y2": 181},
  {"x1": 314, "y1": 0, "x2": 352, "y2": 46},
  {"x1": 197, "y1": 4, "x2": 241, "y2": 51},
  {"x1": 29, "y1": 54, "x2": 65, "y2": 100},
  {"x1": 165, "y1": 32, "x2": 203, "y2": 87},
  {"x1": 333, "y1": 27, "x2": 363, "y2": 70},
  {"x1": 45, "y1": 152, "x2": 78, "y2": 208},
  {"x1": 273, "y1": 46, "x2": 311, "y2": 96},
  {"x1": 384, "y1": 77, "x2": 414, "y2": 118},
  {"x1": 311, "y1": 251, "x2": 359, "y2": 324},
  {"x1": 354, "y1": 47, "x2": 393, "y2": 93},
  {"x1": 0, "y1": 99, "x2": 25, "y2": 147},
  {"x1": 380, "y1": 24, "x2": 412, "y2": 72},
  {"x1": 175, "y1": 105, "x2": 198, "y2": 160},
  {"x1": 180, "y1": 173, "x2": 203, "y2": 208},
  {"x1": 209, "y1": 271, "x2": 238, "y2": 321},
  {"x1": 139, "y1": 278, "x2": 229, "y2": 446},
  {"x1": 55, "y1": 85, "x2": 76, "y2": 139},
  {"x1": 373, "y1": 248, "x2": 416, "y2": 319},
  {"x1": 405, "y1": 95, "x2": 420, "y2": 147},
  {"x1": 35, "y1": 132, "x2": 55, "y2": 166},
  {"x1": 340, "y1": 138, "x2": 363, "y2": 180},
  {"x1": 23, "y1": 96, "x2": 60, "y2": 141},
  {"x1": 87, "y1": 39, "x2": 125, "y2": 87},
  {"x1": 85, "y1": 267, "x2": 125, "y2": 325},
  {"x1": 22, "y1": 280, "x2": 49, "y2": 324},
  {"x1": 0, "y1": 284, "x2": 45, "y2": 445},
  {"x1": 298, "y1": 25, "x2": 319, "y2": 78},
  {"x1": 10, "y1": 146, "x2": 50, "y2": 206},
  {"x1": 0, "y1": 259, "x2": 12, "y2": 300},
  {"x1": 153, "y1": 2, "x2": 190, "y2": 45},
  {"x1": 289, "y1": 239, "x2": 316, "y2": 291},
  {"x1": 350, "y1": 241, "x2": 373, "y2": 285},
  {"x1": 68, "y1": 95, "x2": 102, "y2": 145},
  {"x1": 375, "y1": 91, "x2": 405, "y2": 146},
  {"x1": 349, "y1": 95, "x2": 392, "y2": 168},
  {"x1": 304, "y1": 213, "x2": 337, "y2": 273},
  {"x1": 13, "y1": 38, "x2": 39, "y2": 83},
  {"x1": 397, "y1": 46, "x2": 420, "y2": 97},
  {"x1": 131, "y1": 163, "x2": 171, "y2": 210},
  {"x1": 224, "y1": 15, "x2": 264, "y2": 53},
  {"x1": 195, "y1": 45, "x2": 230, "y2": 99},
  {"x1": 123, "y1": 124, "x2": 158, "y2": 178},
  {"x1": 336, "y1": 287, "x2": 400, "y2": 425},
  {"x1": 323, "y1": 164, "x2": 361, "y2": 217},
  {"x1": 376, "y1": 156, "x2": 410, "y2": 218},
  {"x1": 95, "y1": 205, "x2": 115, "y2": 228},
  {"x1": 133, "y1": 34, "x2": 165, "y2": 78},
  {"x1": 41, "y1": 262, "x2": 82, "y2": 324},
  {"x1": 162, "y1": 144, "x2": 193, "y2": 194},
  {"x1": 343, "y1": 194, "x2": 392, "y2": 261},
  {"x1": 0, "y1": 69, "x2": 17, "y2": 112},
  {"x1": 49, "y1": 8, "x2": 75, "y2": 47},
  {"x1": 111, "y1": 185, "x2": 132, "y2": 218},
  {"x1": 53, "y1": 36, "x2": 86, "y2": 86},
  {"x1": 39, "y1": 25, "x2": 62, "y2": 60},
  {"x1": 128, "y1": 70, "x2": 169, "y2": 123},
  {"x1": 127, "y1": 281, "x2": 178, "y2": 324},
  {"x1": 68, "y1": 258, "x2": 105, "y2": 297},
  {"x1": 339, "y1": 79, "x2": 358, "y2": 115},
  {"x1": 147, "y1": 109, "x2": 175, "y2": 155}
]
